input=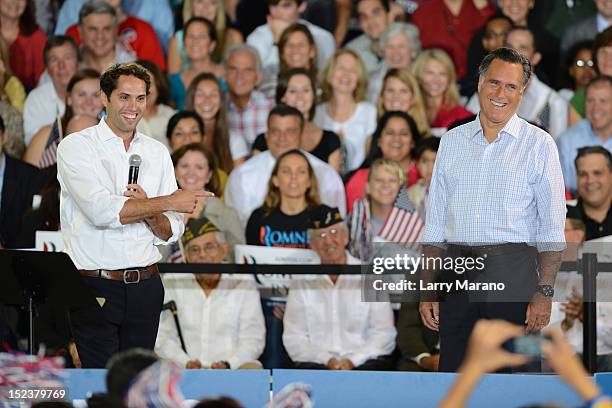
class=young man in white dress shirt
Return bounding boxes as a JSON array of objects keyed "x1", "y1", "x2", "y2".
[
  {"x1": 155, "y1": 216, "x2": 266, "y2": 369},
  {"x1": 283, "y1": 206, "x2": 396, "y2": 370},
  {"x1": 57, "y1": 62, "x2": 210, "y2": 368}
]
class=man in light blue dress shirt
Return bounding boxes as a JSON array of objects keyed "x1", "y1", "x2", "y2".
[{"x1": 419, "y1": 48, "x2": 566, "y2": 372}]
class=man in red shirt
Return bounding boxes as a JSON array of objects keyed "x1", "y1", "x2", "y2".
[
  {"x1": 63, "y1": 0, "x2": 166, "y2": 71},
  {"x1": 411, "y1": 0, "x2": 495, "y2": 79}
]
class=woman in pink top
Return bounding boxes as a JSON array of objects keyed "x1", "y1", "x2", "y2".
[
  {"x1": 345, "y1": 110, "x2": 421, "y2": 211},
  {"x1": 1, "y1": 0, "x2": 46, "y2": 90}
]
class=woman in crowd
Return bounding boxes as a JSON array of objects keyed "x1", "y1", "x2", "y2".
[
  {"x1": 0, "y1": 36, "x2": 24, "y2": 112},
  {"x1": 166, "y1": 110, "x2": 231, "y2": 193},
  {"x1": 165, "y1": 142, "x2": 244, "y2": 263},
  {"x1": 246, "y1": 149, "x2": 321, "y2": 248},
  {"x1": 315, "y1": 49, "x2": 376, "y2": 174},
  {"x1": 0, "y1": 0, "x2": 46, "y2": 90},
  {"x1": 166, "y1": 110, "x2": 205, "y2": 152},
  {"x1": 252, "y1": 69, "x2": 342, "y2": 172},
  {"x1": 169, "y1": 17, "x2": 224, "y2": 110},
  {"x1": 348, "y1": 159, "x2": 424, "y2": 261},
  {"x1": 136, "y1": 60, "x2": 176, "y2": 148},
  {"x1": 185, "y1": 72, "x2": 247, "y2": 172},
  {"x1": 412, "y1": 49, "x2": 473, "y2": 135},
  {"x1": 558, "y1": 41, "x2": 596, "y2": 102},
  {"x1": 24, "y1": 69, "x2": 103, "y2": 168},
  {"x1": 369, "y1": 22, "x2": 420, "y2": 102},
  {"x1": 168, "y1": 0, "x2": 243, "y2": 73},
  {"x1": 345, "y1": 110, "x2": 421, "y2": 212},
  {"x1": 256, "y1": 22, "x2": 318, "y2": 97},
  {"x1": 377, "y1": 68, "x2": 429, "y2": 137},
  {"x1": 278, "y1": 23, "x2": 318, "y2": 79}
]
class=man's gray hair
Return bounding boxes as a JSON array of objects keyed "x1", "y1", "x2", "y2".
[
  {"x1": 79, "y1": 0, "x2": 117, "y2": 26},
  {"x1": 224, "y1": 43, "x2": 263, "y2": 75},
  {"x1": 478, "y1": 47, "x2": 531, "y2": 89},
  {"x1": 379, "y1": 22, "x2": 421, "y2": 55}
]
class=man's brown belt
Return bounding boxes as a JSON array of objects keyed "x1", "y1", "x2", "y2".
[{"x1": 79, "y1": 264, "x2": 158, "y2": 284}]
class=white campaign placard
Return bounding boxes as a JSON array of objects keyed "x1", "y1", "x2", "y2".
[{"x1": 35, "y1": 231, "x2": 64, "y2": 252}]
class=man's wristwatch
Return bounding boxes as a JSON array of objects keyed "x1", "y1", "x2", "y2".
[{"x1": 535, "y1": 284, "x2": 554, "y2": 297}]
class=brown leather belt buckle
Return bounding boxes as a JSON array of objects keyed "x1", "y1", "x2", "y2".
[{"x1": 123, "y1": 269, "x2": 141, "y2": 284}]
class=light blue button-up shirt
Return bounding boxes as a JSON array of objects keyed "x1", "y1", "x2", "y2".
[
  {"x1": 557, "y1": 119, "x2": 612, "y2": 193},
  {"x1": 422, "y1": 114, "x2": 566, "y2": 252}
]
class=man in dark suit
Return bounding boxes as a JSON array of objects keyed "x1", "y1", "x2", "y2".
[
  {"x1": 396, "y1": 301, "x2": 439, "y2": 371},
  {"x1": 0, "y1": 115, "x2": 41, "y2": 248}
]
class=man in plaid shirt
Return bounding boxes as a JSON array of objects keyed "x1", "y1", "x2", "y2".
[{"x1": 225, "y1": 44, "x2": 274, "y2": 151}]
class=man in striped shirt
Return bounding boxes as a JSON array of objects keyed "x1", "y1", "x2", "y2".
[{"x1": 419, "y1": 47, "x2": 566, "y2": 372}]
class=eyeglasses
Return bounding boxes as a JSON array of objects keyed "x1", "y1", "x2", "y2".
[
  {"x1": 313, "y1": 228, "x2": 340, "y2": 240},
  {"x1": 575, "y1": 59, "x2": 594, "y2": 68},
  {"x1": 187, "y1": 243, "x2": 220, "y2": 256}
]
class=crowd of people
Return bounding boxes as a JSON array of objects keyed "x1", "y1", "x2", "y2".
[{"x1": 0, "y1": 0, "x2": 611, "y2": 384}]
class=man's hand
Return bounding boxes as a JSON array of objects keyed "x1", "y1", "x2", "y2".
[
  {"x1": 420, "y1": 354, "x2": 440, "y2": 372},
  {"x1": 327, "y1": 357, "x2": 341, "y2": 370},
  {"x1": 337, "y1": 359, "x2": 355, "y2": 370},
  {"x1": 525, "y1": 293, "x2": 552, "y2": 333},
  {"x1": 419, "y1": 301, "x2": 440, "y2": 331},
  {"x1": 210, "y1": 361, "x2": 230, "y2": 369},
  {"x1": 69, "y1": 341, "x2": 82, "y2": 369},
  {"x1": 124, "y1": 184, "x2": 148, "y2": 199},
  {"x1": 169, "y1": 189, "x2": 214, "y2": 214},
  {"x1": 186, "y1": 360, "x2": 202, "y2": 369},
  {"x1": 462, "y1": 320, "x2": 529, "y2": 374},
  {"x1": 267, "y1": 16, "x2": 290, "y2": 43},
  {"x1": 561, "y1": 290, "x2": 583, "y2": 332}
]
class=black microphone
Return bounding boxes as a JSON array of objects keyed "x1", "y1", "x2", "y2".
[{"x1": 128, "y1": 154, "x2": 142, "y2": 191}]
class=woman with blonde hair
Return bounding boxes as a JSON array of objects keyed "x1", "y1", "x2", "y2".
[
  {"x1": 412, "y1": 48, "x2": 473, "y2": 134},
  {"x1": 185, "y1": 72, "x2": 247, "y2": 172},
  {"x1": 377, "y1": 68, "x2": 429, "y2": 137},
  {"x1": 246, "y1": 149, "x2": 322, "y2": 248},
  {"x1": 348, "y1": 158, "x2": 424, "y2": 261},
  {"x1": 314, "y1": 48, "x2": 377, "y2": 173},
  {"x1": 168, "y1": 0, "x2": 243, "y2": 73}
]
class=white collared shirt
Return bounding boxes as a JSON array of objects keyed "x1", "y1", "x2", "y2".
[
  {"x1": 224, "y1": 150, "x2": 347, "y2": 228},
  {"x1": 23, "y1": 81, "x2": 65, "y2": 145},
  {"x1": 283, "y1": 252, "x2": 396, "y2": 366},
  {"x1": 548, "y1": 271, "x2": 612, "y2": 355},
  {"x1": 56, "y1": 118, "x2": 183, "y2": 270},
  {"x1": 155, "y1": 274, "x2": 266, "y2": 368}
]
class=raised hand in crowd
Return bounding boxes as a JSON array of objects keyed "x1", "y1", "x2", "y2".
[
  {"x1": 543, "y1": 328, "x2": 603, "y2": 403},
  {"x1": 560, "y1": 289, "x2": 584, "y2": 332}
]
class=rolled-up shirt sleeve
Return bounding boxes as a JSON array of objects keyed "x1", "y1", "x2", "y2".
[
  {"x1": 57, "y1": 133, "x2": 129, "y2": 229},
  {"x1": 153, "y1": 151, "x2": 184, "y2": 245},
  {"x1": 534, "y1": 137, "x2": 566, "y2": 252}
]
